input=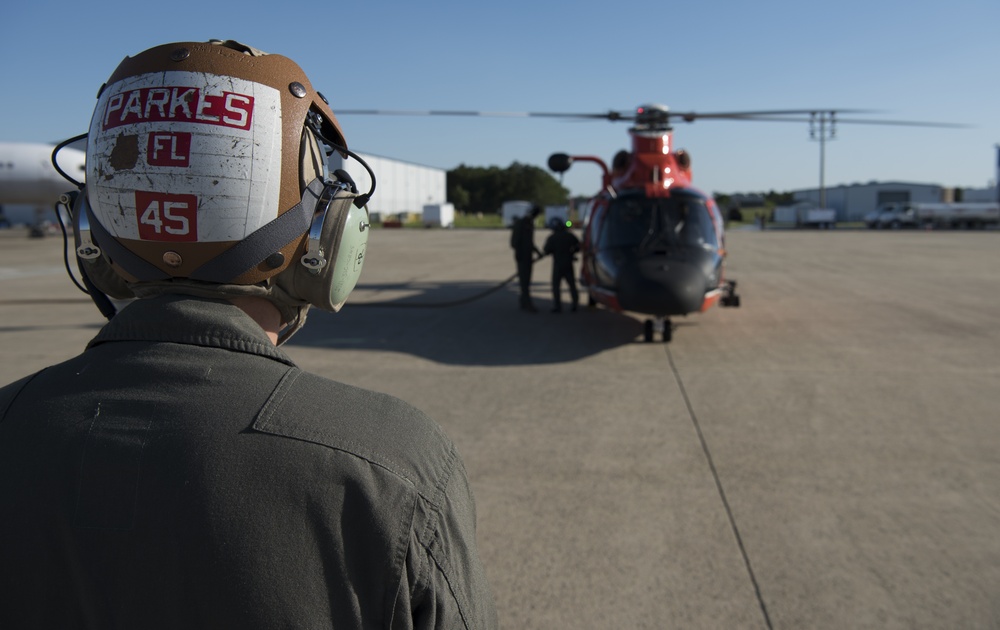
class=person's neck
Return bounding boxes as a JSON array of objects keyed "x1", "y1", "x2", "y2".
[{"x1": 228, "y1": 296, "x2": 282, "y2": 346}]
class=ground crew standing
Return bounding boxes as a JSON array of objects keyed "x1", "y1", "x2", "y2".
[
  {"x1": 543, "y1": 220, "x2": 581, "y2": 312},
  {"x1": 0, "y1": 39, "x2": 496, "y2": 629},
  {"x1": 510, "y1": 205, "x2": 543, "y2": 312}
]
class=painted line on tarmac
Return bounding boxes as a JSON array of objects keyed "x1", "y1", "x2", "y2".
[{"x1": 667, "y1": 346, "x2": 774, "y2": 630}]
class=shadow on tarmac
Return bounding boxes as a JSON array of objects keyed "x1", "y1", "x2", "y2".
[{"x1": 286, "y1": 280, "x2": 653, "y2": 366}]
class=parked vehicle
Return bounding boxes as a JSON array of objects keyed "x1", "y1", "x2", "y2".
[
  {"x1": 774, "y1": 202, "x2": 836, "y2": 228},
  {"x1": 422, "y1": 203, "x2": 455, "y2": 228},
  {"x1": 544, "y1": 205, "x2": 569, "y2": 227},
  {"x1": 865, "y1": 202, "x2": 1000, "y2": 229},
  {"x1": 501, "y1": 200, "x2": 534, "y2": 227}
]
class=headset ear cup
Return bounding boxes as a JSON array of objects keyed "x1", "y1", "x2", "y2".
[
  {"x1": 280, "y1": 192, "x2": 369, "y2": 312},
  {"x1": 72, "y1": 190, "x2": 135, "y2": 300}
]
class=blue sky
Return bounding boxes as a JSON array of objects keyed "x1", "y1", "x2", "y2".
[{"x1": 2, "y1": 0, "x2": 996, "y2": 197}]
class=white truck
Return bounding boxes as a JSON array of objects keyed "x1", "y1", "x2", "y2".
[
  {"x1": 544, "y1": 205, "x2": 569, "y2": 228},
  {"x1": 501, "y1": 200, "x2": 534, "y2": 227},
  {"x1": 422, "y1": 203, "x2": 455, "y2": 228},
  {"x1": 774, "y1": 203, "x2": 837, "y2": 228},
  {"x1": 865, "y1": 202, "x2": 1000, "y2": 229}
]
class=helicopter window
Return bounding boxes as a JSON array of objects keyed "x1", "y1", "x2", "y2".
[
  {"x1": 585, "y1": 202, "x2": 607, "y2": 249},
  {"x1": 674, "y1": 196, "x2": 719, "y2": 250},
  {"x1": 600, "y1": 194, "x2": 719, "y2": 252},
  {"x1": 600, "y1": 198, "x2": 652, "y2": 248}
]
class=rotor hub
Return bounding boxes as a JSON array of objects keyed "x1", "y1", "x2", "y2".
[{"x1": 632, "y1": 104, "x2": 672, "y2": 131}]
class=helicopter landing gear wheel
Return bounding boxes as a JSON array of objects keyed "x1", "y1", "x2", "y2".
[
  {"x1": 644, "y1": 317, "x2": 671, "y2": 343},
  {"x1": 721, "y1": 280, "x2": 741, "y2": 308}
]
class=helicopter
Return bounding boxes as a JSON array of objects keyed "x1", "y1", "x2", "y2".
[
  {"x1": 338, "y1": 105, "x2": 966, "y2": 342},
  {"x1": 539, "y1": 104, "x2": 968, "y2": 342},
  {"x1": 548, "y1": 103, "x2": 740, "y2": 343}
]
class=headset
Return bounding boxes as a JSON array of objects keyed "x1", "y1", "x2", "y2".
[
  {"x1": 54, "y1": 131, "x2": 377, "y2": 326},
  {"x1": 50, "y1": 40, "x2": 379, "y2": 341},
  {"x1": 46, "y1": 40, "x2": 376, "y2": 342}
]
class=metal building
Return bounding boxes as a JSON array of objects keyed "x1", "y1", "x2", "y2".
[
  {"x1": 328, "y1": 151, "x2": 446, "y2": 222},
  {"x1": 958, "y1": 186, "x2": 1000, "y2": 202},
  {"x1": 792, "y1": 182, "x2": 943, "y2": 222}
]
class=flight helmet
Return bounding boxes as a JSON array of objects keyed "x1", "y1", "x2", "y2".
[{"x1": 67, "y1": 39, "x2": 373, "y2": 341}]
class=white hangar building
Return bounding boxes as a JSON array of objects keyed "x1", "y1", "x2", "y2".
[
  {"x1": 328, "y1": 152, "x2": 446, "y2": 221},
  {"x1": 0, "y1": 151, "x2": 447, "y2": 229}
]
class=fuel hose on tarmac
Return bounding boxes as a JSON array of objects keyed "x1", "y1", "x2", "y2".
[{"x1": 348, "y1": 254, "x2": 547, "y2": 309}]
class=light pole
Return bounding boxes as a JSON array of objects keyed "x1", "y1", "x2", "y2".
[
  {"x1": 810, "y1": 111, "x2": 836, "y2": 209},
  {"x1": 995, "y1": 144, "x2": 999, "y2": 203}
]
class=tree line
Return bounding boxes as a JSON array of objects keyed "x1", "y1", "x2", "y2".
[
  {"x1": 713, "y1": 190, "x2": 795, "y2": 209},
  {"x1": 447, "y1": 162, "x2": 569, "y2": 214},
  {"x1": 445, "y1": 162, "x2": 796, "y2": 214}
]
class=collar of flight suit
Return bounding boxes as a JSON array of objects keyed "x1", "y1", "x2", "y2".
[{"x1": 87, "y1": 294, "x2": 297, "y2": 366}]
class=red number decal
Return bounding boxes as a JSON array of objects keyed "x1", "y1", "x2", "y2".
[{"x1": 135, "y1": 191, "x2": 198, "y2": 242}]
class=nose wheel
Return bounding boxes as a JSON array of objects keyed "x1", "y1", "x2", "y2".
[
  {"x1": 720, "y1": 280, "x2": 741, "y2": 307},
  {"x1": 643, "y1": 316, "x2": 672, "y2": 343}
]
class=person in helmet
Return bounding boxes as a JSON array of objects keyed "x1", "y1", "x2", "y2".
[
  {"x1": 543, "y1": 220, "x2": 580, "y2": 312},
  {"x1": 509, "y1": 204, "x2": 543, "y2": 312},
  {"x1": 610, "y1": 149, "x2": 632, "y2": 189},
  {"x1": 0, "y1": 40, "x2": 496, "y2": 629}
]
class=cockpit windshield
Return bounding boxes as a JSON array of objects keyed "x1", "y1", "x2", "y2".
[{"x1": 600, "y1": 192, "x2": 719, "y2": 253}]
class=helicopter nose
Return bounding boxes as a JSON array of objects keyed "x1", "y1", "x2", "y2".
[{"x1": 618, "y1": 258, "x2": 706, "y2": 315}]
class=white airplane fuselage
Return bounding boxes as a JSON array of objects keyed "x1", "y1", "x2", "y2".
[{"x1": 0, "y1": 141, "x2": 86, "y2": 207}]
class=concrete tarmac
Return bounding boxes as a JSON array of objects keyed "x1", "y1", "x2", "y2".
[{"x1": 1, "y1": 226, "x2": 998, "y2": 628}]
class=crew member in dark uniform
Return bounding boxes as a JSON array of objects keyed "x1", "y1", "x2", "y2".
[
  {"x1": 510, "y1": 205, "x2": 543, "y2": 312},
  {"x1": 543, "y1": 219, "x2": 581, "y2": 312},
  {"x1": 0, "y1": 39, "x2": 496, "y2": 630}
]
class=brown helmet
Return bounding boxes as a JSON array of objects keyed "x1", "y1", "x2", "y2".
[{"x1": 84, "y1": 39, "x2": 348, "y2": 285}]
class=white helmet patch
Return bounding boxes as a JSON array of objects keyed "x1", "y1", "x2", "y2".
[{"x1": 87, "y1": 71, "x2": 283, "y2": 243}]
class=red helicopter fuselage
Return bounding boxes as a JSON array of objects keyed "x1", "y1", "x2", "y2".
[{"x1": 549, "y1": 109, "x2": 735, "y2": 329}]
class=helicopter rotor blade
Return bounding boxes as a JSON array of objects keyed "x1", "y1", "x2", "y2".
[
  {"x1": 669, "y1": 108, "x2": 877, "y2": 122},
  {"x1": 337, "y1": 109, "x2": 636, "y2": 121},
  {"x1": 336, "y1": 108, "x2": 968, "y2": 128},
  {"x1": 819, "y1": 118, "x2": 970, "y2": 128},
  {"x1": 679, "y1": 114, "x2": 970, "y2": 128}
]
